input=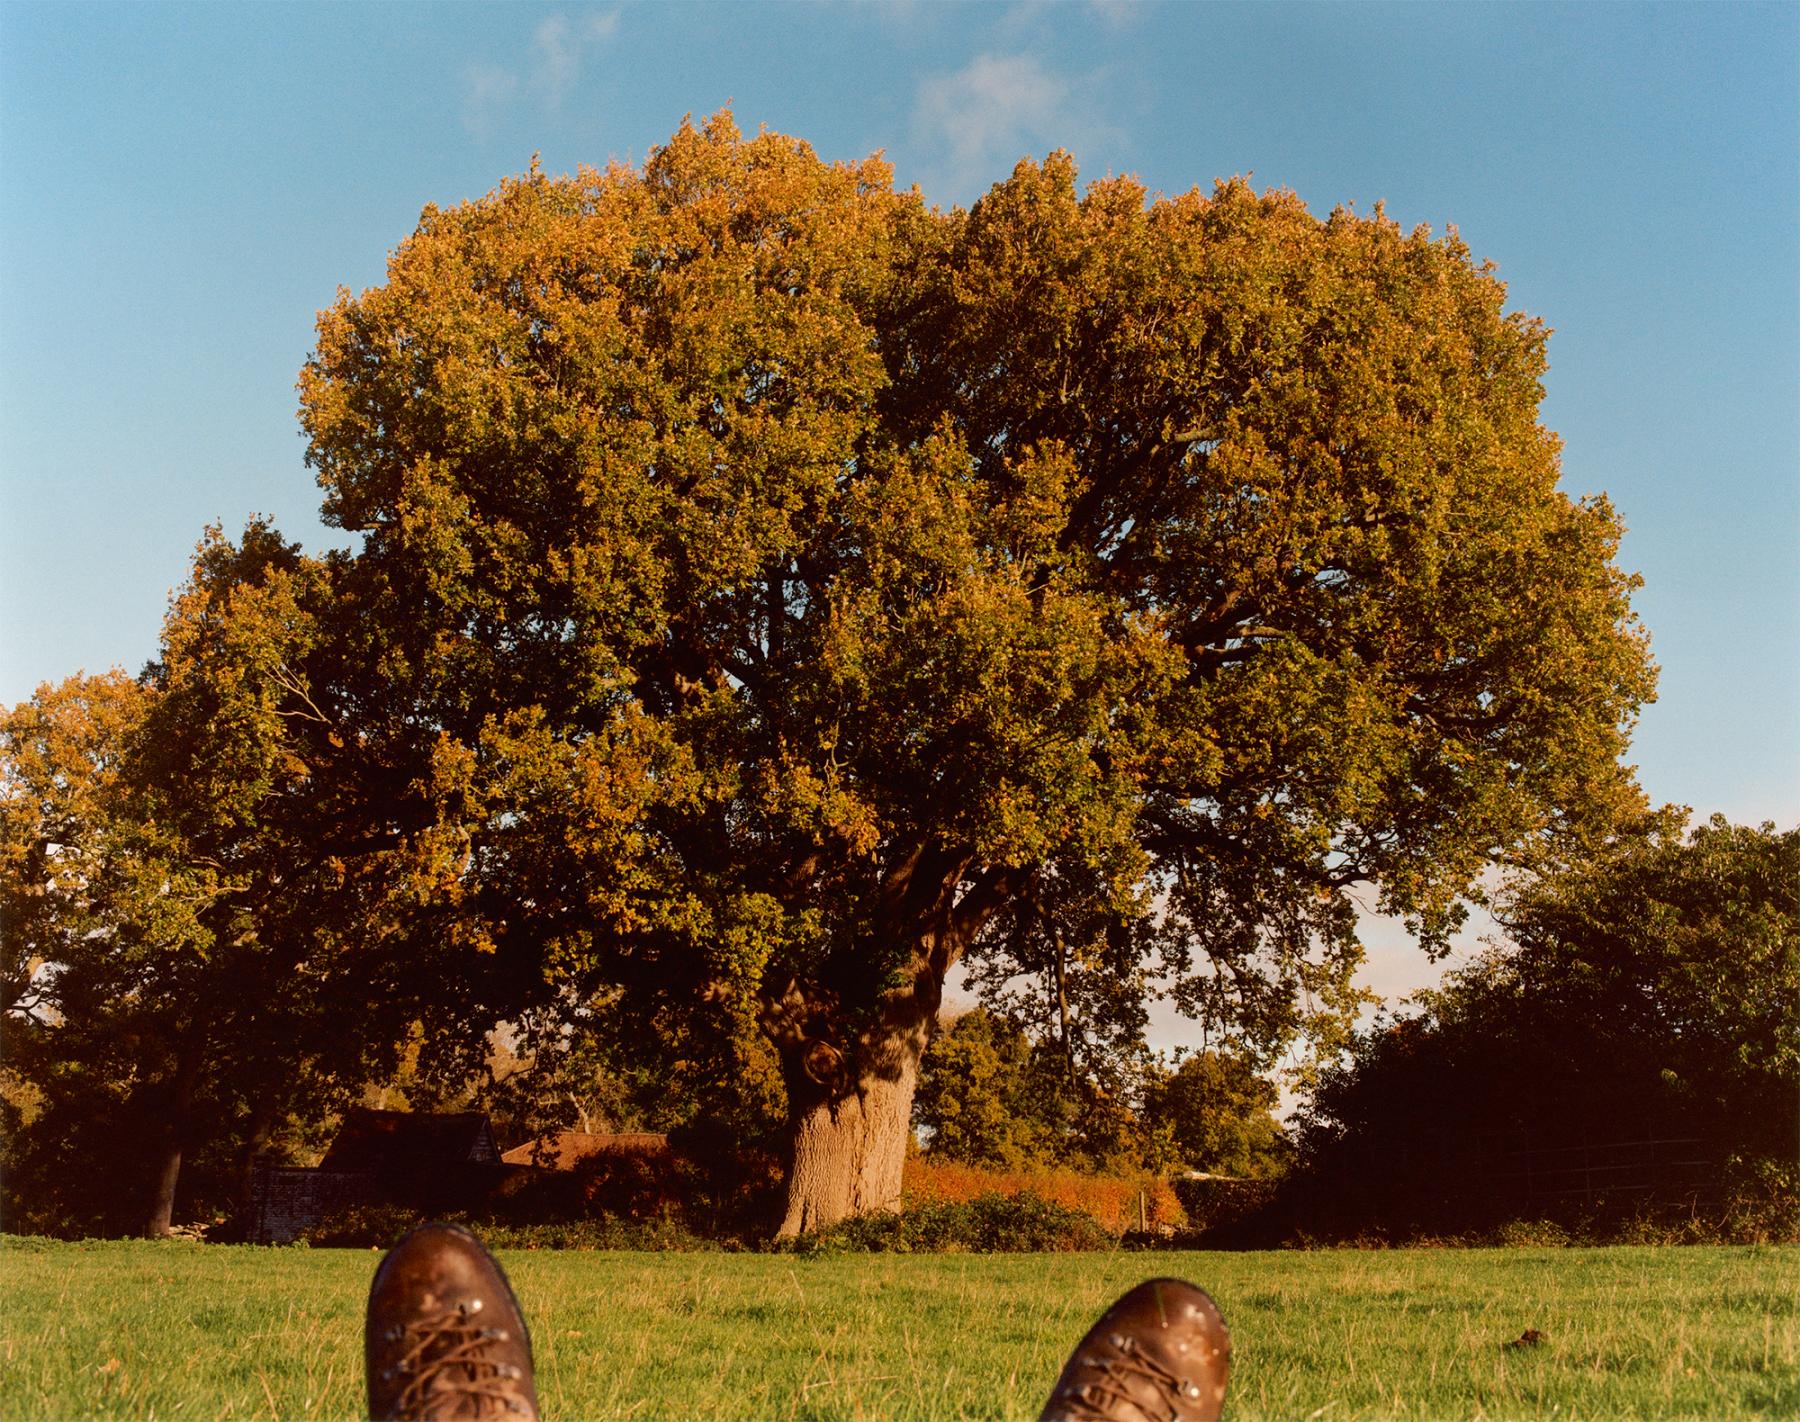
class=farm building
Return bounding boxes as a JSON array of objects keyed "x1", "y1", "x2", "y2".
[
  {"x1": 322, "y1": 1108, "x2": 500, "y2": 1171},
  {"x1": 248, "y1": 1108, "x2": 504, "y2": 1243}
]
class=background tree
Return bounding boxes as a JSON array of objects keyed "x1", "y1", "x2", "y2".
[
  {"x1": 1288, "y1": 815, "x2": 1798, "y2": 1240},
  {"x1": 1, "y1": 661, "x2": 241, "y2": 1236},
  {"x1": 2, "y1": 670, "x2": 159, "y2": 1234},
  {"x1": 1, "y1": 525, "x2": 418, "y2": 1235},
  {"x1": 287, "y1": 113, "x2": 1653, "y2": 1236},
  {"x1": 1142, "y1": 1050, "x2": 1287, "y2": 1179},
  {"x1": 914, "y1": 1008, "x2": 1286, "y2": 1180},
  {"x1": 911, "y1": 1008, "x2": 1079, "y2": 1168},
  {"x1": 2, "y1": 670, "x2": 146, "y2": 1022}
]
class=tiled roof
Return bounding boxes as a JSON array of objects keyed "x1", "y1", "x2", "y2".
[
  {"x1": 499, "y1": 1131, "x2": 671, "y2": 1170},
  {"x1": 321, "y1": 1108, "x2": 499, "y2": 1171}
]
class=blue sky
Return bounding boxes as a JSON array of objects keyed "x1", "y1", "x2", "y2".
[{"x1": 3, "y1": 2, "x2": 1796, "y2": 1008}]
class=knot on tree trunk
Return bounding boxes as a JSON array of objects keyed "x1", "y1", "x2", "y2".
[
  {"x1": 759, "y1": 977, "x2": 854, "y2": 1094},
  {"x1": 800, "y1": 1038, "x2": 845, "y2": 1088}
]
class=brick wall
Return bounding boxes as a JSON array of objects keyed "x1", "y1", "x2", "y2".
[{"x1": 250, "y1": 1166, "x2": 376, "y2": 1244}]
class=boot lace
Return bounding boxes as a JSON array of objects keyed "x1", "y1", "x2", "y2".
[
  {"x1": 1059, "y1": 1333, "x2": 1205, "y2": 1422},
  {"x1": 381, "y1": 1299, "x2": 530, "y2": 1419}
]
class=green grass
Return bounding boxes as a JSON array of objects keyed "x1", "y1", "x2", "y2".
[{"x1": 1, "y1": 1237, "x2": 1794, "y2": 1420}]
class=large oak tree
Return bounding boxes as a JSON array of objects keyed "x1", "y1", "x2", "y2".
[{"x1": 293, "y1": 114, "x2": 1654, "y2": 1235}]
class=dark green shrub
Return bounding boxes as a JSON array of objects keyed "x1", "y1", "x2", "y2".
[
  {"x1": 477, "y1": 1136, "x2": 782, "y2": 1240},
  {"x1": 783, "y1": 1191, "x2": 1113, "y2": 1254},
  {"x1": 296, "y1": 1203, "x2": 726, "y2": 1251},
  {"x1": 1171, "y1": 1177, "x2": 1278, "y2": 1237},
  {"x1": 299, "y1": 1202, "x2": 425, "y2": 1249}
]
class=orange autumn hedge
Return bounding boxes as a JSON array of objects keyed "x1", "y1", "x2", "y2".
[{"x1": 902, "y1": 1157, "x2": 1185, "y2": 1234}]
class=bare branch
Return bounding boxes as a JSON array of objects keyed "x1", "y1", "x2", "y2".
[{"x1": 270, "y1": 662, "x2": 333, "y2": 726}]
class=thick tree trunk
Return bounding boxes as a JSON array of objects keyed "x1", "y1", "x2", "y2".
[
  {"x1": 776, "y1": 1053, "x2": 920, "y2": 1239},
  {"x1": 768, "y1": 848, "x2": 1025, "y2": 1239},
  {"x1": 144, "y1": 1048, "x2": 200, "y2": 1239}
]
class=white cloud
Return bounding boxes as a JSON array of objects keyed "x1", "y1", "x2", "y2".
[
  {"x1": 992, "y1": 0, "x2": 1138, "y2": 44},
  {"x1": 462, "y1": 63, "x2": 521, "y2": 137},
  {"x1": 461, "y1": 8, "x2": 621, "y2": 134},
  {"x1": 1086, "y1": 0, "x2": 1140, "y2": 29},
  {"x1": 536, "y1": 9, "x2": 621, "y2": 108},
  {"x1": 533, "y1": 16, "x2": 583, "y2": 107},
  {"x1": 912, "y1": 52, "x2": 1121, "y2": 202}
]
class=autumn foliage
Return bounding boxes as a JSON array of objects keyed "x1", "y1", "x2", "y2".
[
  {"x1": 4, "y1": 112, "x2": 1661, "y2": 1239},
  {"x1": 902, "y1": 1157, "x2": 1184, "y2": 1235}
]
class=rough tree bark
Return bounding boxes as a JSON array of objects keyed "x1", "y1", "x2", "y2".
[
  {"x1": 774, "y1": 995, "x2": 933, "y2": 1239},
  {"x1": 770, "y1": 853, "x2": 1023, "y2": 1239}
]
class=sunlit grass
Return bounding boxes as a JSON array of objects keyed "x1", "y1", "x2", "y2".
[{"x1": 2, "y1": 1237, "x2": 1794, "y2": 1419}]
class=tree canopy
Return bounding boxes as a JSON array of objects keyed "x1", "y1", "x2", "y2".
[
  {"x1": 290, "y1": 114, "x2": 1653, "y2": 1232},
  {"x1": 5, "y1": 113, "x2": 1657, "y2": 1236}
]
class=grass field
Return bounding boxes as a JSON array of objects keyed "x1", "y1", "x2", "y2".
[{"x1": 1, "y1": 1237, "x2": 1794, "y2": 1420}]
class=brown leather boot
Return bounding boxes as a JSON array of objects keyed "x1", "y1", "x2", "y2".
[
  {"x1": 1038, "y1": 1277, "x2": 1231, "y2": 1422},
  {"x1": 365, "y1": 1223, "x2": 539, "y2": 1421}
]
